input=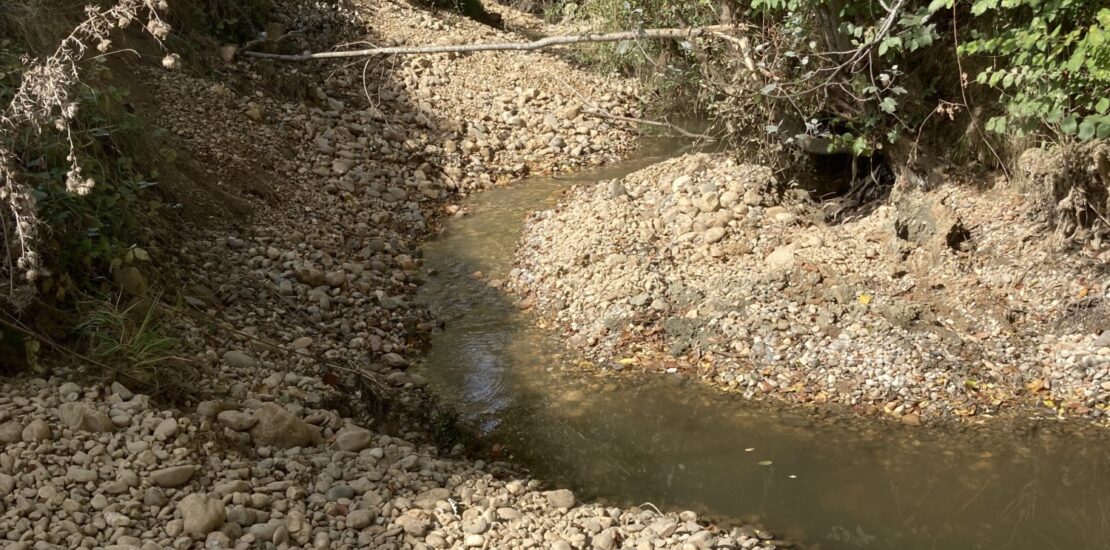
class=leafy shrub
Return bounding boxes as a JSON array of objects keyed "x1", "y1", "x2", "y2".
[
  {"x1": 1, "y1": 46, "x2": 166, "y2": 303},
  {"x1": 944, "y1": 1, "x2": 1110, "y2": 142},
  {"x1": 0, "y1": 2, "x2": 176, "y2": 373},
  {"x1": 566, "y1": 0, "x2": 1107, "y2": 167}
]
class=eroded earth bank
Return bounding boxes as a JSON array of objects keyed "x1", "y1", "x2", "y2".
[{"x1": 511, "y1": 149, "x2": 1110, "y2": 424}]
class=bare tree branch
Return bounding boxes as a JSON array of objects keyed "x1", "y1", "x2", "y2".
[
  {"x1": 582, "y1": 110, "x2": 716, "y2": 141},
  {"x1": 241, "y1": 25, "x2": 750, "y2": 62}
]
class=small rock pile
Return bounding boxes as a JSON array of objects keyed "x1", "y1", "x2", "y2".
[{"x1": 512, "y1": 152, "x2": 1110, "y2": 424}]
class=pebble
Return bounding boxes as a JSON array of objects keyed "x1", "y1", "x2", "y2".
[
  {"x1": 545, "y1": 489, "x2": 576, "y2": 509},
  {"x1": 151, "y1": 465, "x2": 196, "y2": 488},
  {"x1": 22, "y1": 419, "x2": 53, "y2": 441}
]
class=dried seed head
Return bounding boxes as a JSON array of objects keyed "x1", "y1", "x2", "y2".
[
  {"x1": 146, "y1": 20, "x2": 171, "y2": 40},
  {"x1": 161, "y1": 53, "x2": 179, "y2": 70}
]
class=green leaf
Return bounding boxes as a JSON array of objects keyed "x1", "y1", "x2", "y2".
[
  {"x1": 971, "y1": 0, "x2": 999, "y2": 16},
  {"x1": 1096, "y1": 98, "x2": 1110, "y2": 114},
  {"x1": 851, "y1": 136, "x2": 870, "y2": 156},
  {"x1": 1067, "y1": 48, "x2": 1086, "y2": 72},
  {"x1": 986, "y1": 116, "x2": 1008, "y2": 134},
  {"x1": 1098, "y1": 122, "x2": 1110, "y2": 140},
  {"x1": 880, "y1": 97, "x2": 898, "y2": 114},
  {"x1": 927, "y1": 0, "x2": 953, "y2": 12},
  {"x1": 1061, "y1": 115, "x2": 1079, "y2": 134},
  {"x1": 1078, "y1": 119, "x2": 1096, "y2": 141},
  {"x1": 878, "y1": 36, "x2": 902, "y2": 56}
]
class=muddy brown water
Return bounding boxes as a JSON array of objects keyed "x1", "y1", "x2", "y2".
[{"x1": 416, "y1": 139, "x2": 1110, "y2": 549}]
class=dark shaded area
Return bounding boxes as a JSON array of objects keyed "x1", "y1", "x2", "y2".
[{"x1": 418, "y1": 0, "x2": 505, "y2": 28}]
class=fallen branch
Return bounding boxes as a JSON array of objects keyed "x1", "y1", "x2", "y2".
[
  {"x1": 582, "y1": 109, "x2": 715, "y2": 141},
  {"x1": 241, "y1": 25, "x2": 749, "y2": 61}
]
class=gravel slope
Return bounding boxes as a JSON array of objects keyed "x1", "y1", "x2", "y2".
[{"x1": 511, "y1": 152, "x2": 1110, "y2": 425}]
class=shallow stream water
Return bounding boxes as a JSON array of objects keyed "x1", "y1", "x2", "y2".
[{"x1": 416, "y1": 139, "x2": 1110, "y2": 549}]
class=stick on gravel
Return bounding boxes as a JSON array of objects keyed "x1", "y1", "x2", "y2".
[{"x1": 241, "y1": 25, "x2": 749, "y2": 61}]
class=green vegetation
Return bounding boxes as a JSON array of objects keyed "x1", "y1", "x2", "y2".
[
  {"x1": 950, "y1": 1, "x2": 1110, "y2": 142},
  {"x1": 559, "y1": 0, "x2": 1108, "y2": 165},
  {"x1": 77, "y1": 295, "x2": 181, "y2": 381},
  {"x1": 0, "y1": 2, "x2": 195, "y2": 382},
  {"x1": 1, "y1": 39, "x2": 165, "y2": 293}
]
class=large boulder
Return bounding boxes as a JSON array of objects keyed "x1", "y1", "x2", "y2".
[{"x1": 248, "y1": 403, "x2": 322, "y2": 449}]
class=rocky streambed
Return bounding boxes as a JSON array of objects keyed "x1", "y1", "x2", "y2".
[
  {"x1": 4, "y1": 1, "x2": 1109, "y2": 550},
  {"x1": 0, "y1": 2, "x2": 784, "y2": 550}
]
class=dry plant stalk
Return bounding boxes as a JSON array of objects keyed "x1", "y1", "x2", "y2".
[{"x1": 0, "y1": 0, "x2": 171, "y2": 308}]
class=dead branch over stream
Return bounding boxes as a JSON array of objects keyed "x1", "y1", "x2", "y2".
[{"x1": 241, "y1": 25, "x2": 749, "y2": 61}]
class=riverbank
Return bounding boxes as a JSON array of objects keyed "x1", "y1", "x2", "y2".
[
  {"x1": 511, "y1": 151, "x2": 1110, "y2": 424},
  {"x1": 0, "y1": 2, "x2": 789, "y2": 549}
]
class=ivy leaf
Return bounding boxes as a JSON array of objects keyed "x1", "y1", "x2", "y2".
[
  {"x1": 880, "y1": 97, "x2": 898, "y2": 114},
  {"x1": 851, "y1": 136, "x2": 870, "y2": 156}
]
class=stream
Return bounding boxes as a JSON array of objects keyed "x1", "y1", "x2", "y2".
[{"x1": 415, "y1": 138, "x2": 1110, "y2": 549}]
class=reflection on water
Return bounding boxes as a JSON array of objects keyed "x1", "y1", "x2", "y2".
[{"x1": 416, "y1": 140, "x2": 1110, "y2": 550}]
